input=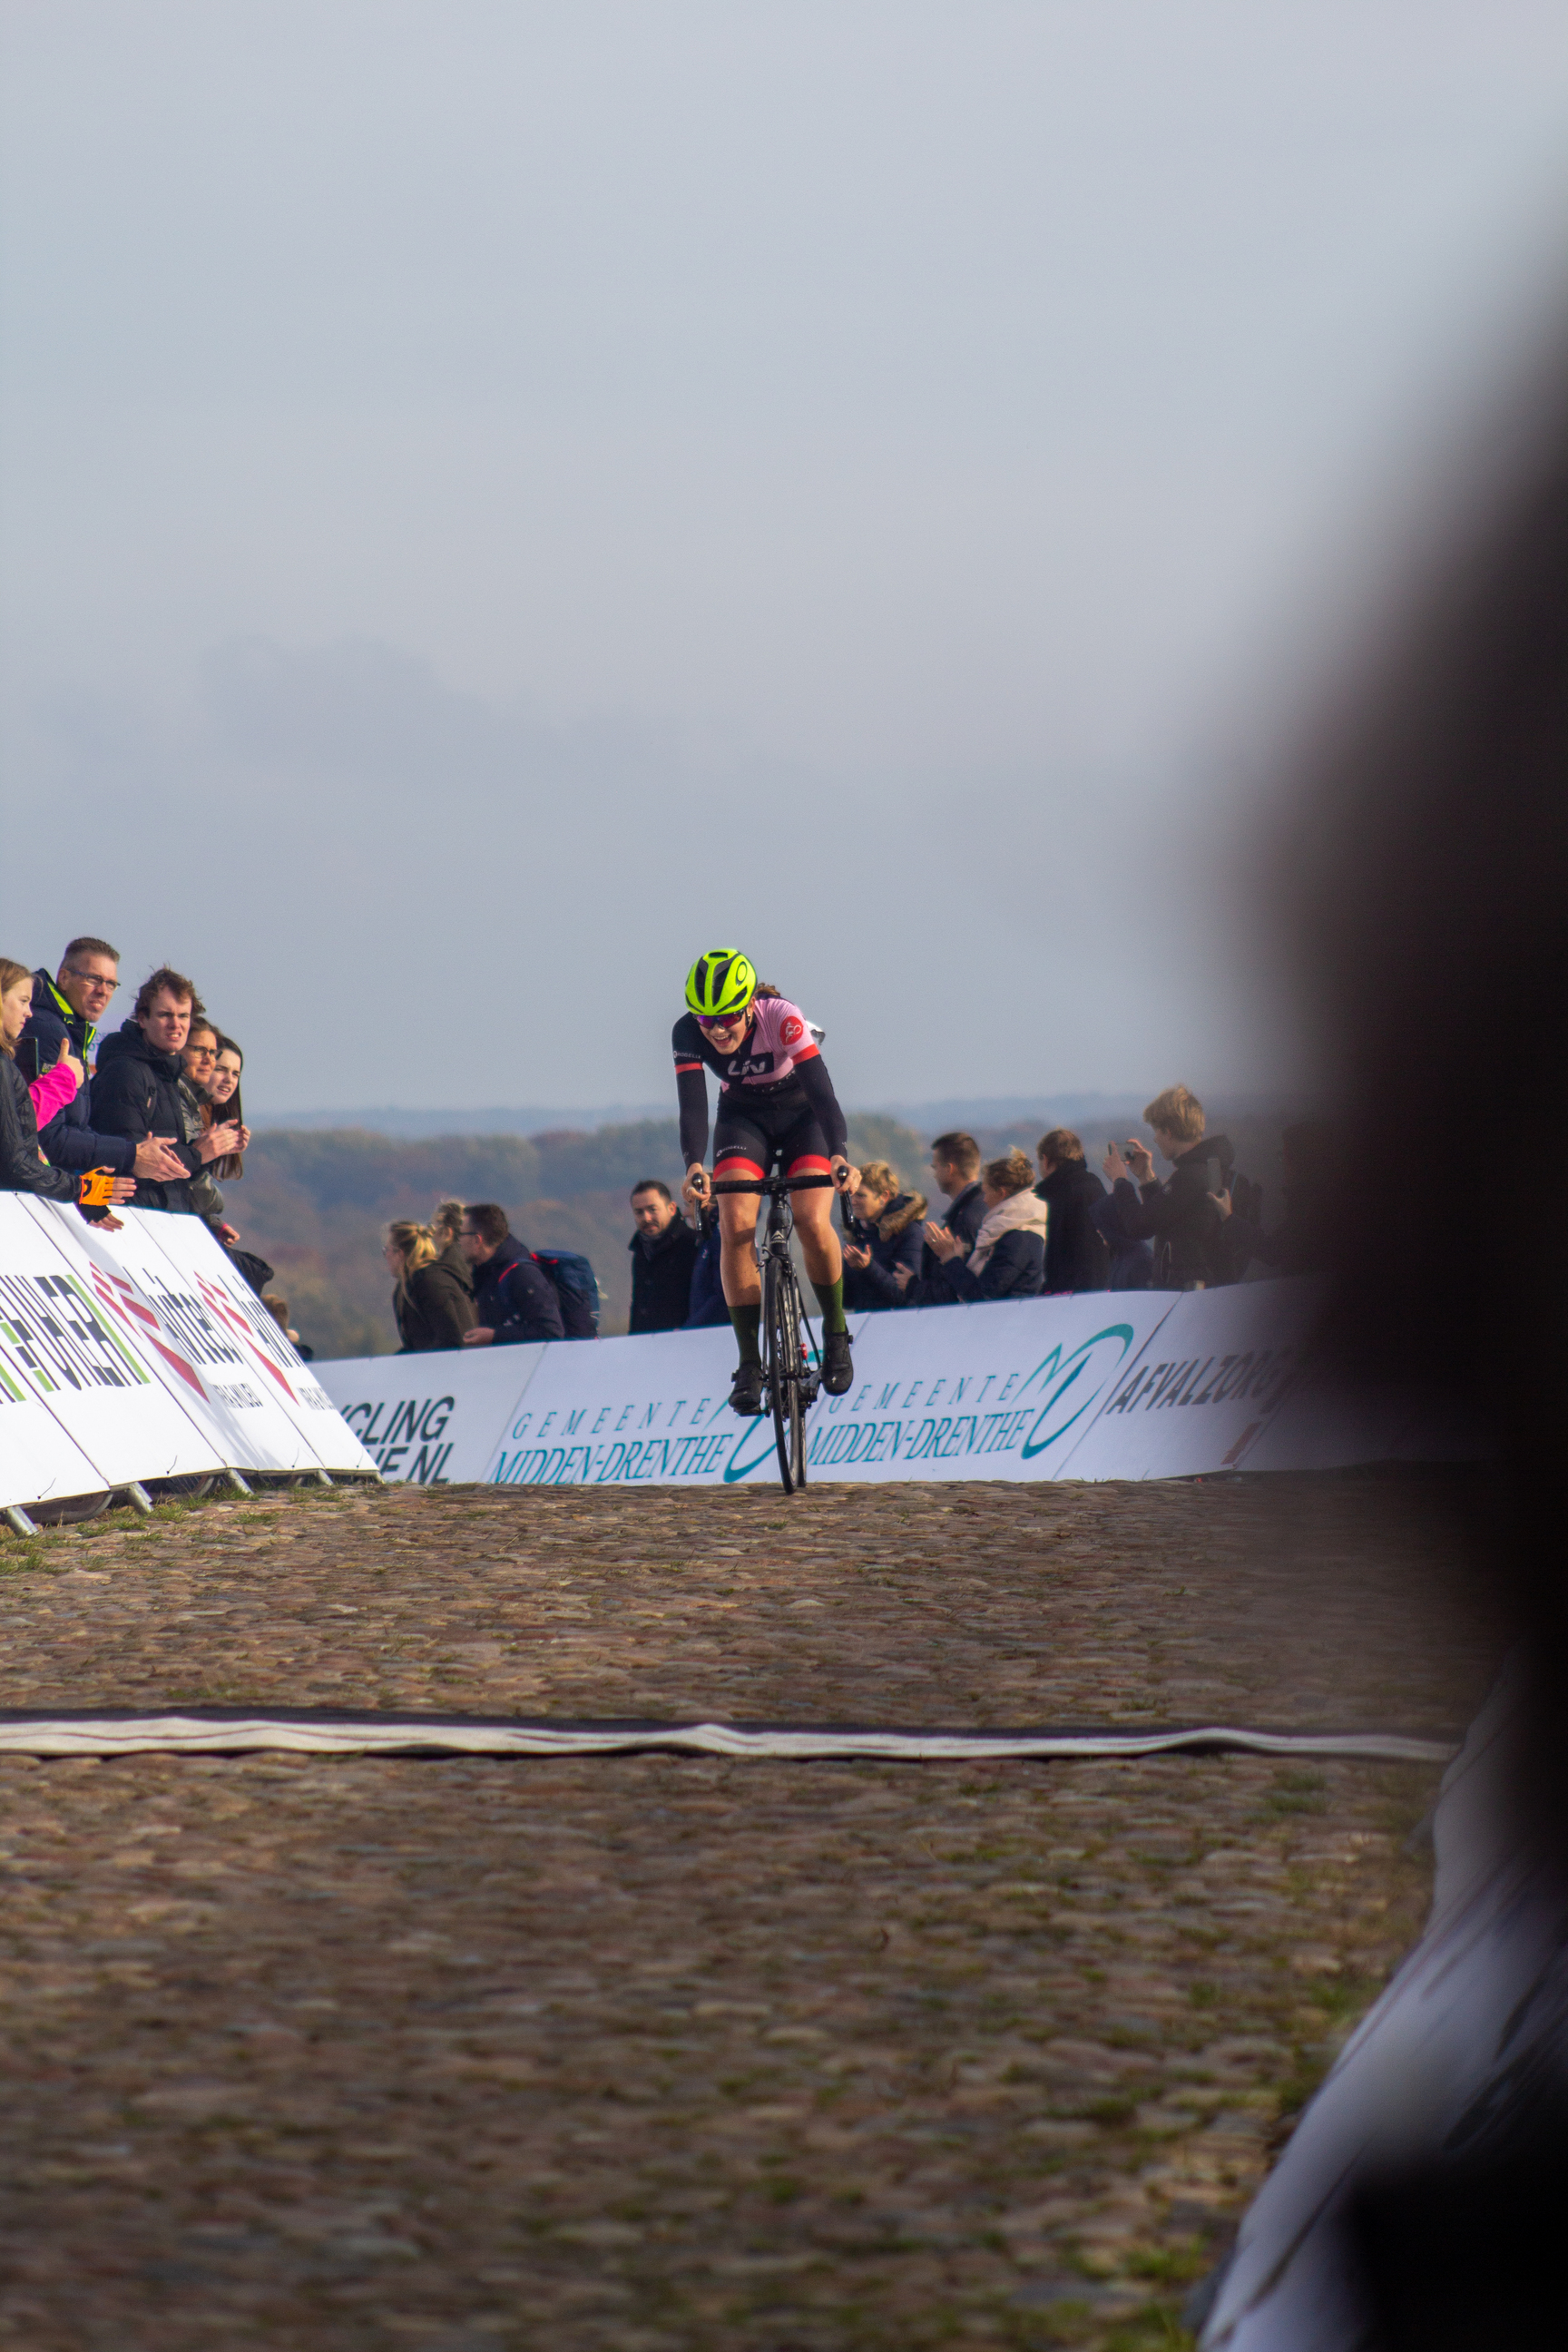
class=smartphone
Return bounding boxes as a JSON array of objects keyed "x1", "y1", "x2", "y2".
[{"x1": 15, "y1": 1038, "x2": 43, "y2": 1083}]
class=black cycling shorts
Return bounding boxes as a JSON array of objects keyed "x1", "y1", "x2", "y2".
[{"x1": 712, "y1": 1083, "x2": 832, "y2": 1182}]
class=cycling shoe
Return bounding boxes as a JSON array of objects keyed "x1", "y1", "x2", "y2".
[
  {"x1": 729, "y1": 1361, "x2": 767, "y2": 1416},
  {"x1": 821, "y1": 1328, "x2": 854, "y2": 1396}
]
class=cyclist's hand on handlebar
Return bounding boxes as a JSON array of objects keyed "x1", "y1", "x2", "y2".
[
  {"x1": 830, "y1": 1155, "x2": 858, "y2": 1194},
  {"x1": 682, "y1": 1162, "x2": 710, "y2": 1211}
]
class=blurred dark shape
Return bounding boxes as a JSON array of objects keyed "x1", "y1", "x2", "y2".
[
  {"x1": 1283, "y1": 343, "x2": 1568, "y2": 2345},
  {"x1": 1227, "y1": 1118, "x2": 1338, "y2": 1277}
]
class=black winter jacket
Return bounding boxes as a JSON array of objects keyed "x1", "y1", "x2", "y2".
[
  {"x1": 0, "y1": 1057, "x2": 81, "y2": 1202},
  {"x1": 20, "y1": 971, "x2": 135, "y2": 1177},
  {"x1": 1035, "y1": 1161, "x2": 1111, "y2": 1292},
  {"x1": 682, "y1": 1213, "x2": 730, "y2": 1329},
  {"x1": 843, "y1": 1191, "x2": 926, "y2": 1311},
  {"x1": 902, "y1": 1181, "x2": 985, "y2": 1307},
  {"x1": 471, "y1": 1235, "x2": 566, "y2": 1344},
  {"x1": 394, "y1": 1254, "x2": 477, "y2": 1353},
  {"x1": 629, "y1": 1215, "x2": 698, "y2": 1335},
  {"x1": 942, "y1": 1227, "x2": 1045, "y2": 1303},
  {"x1": 89, "y1": 1023, "x2": 204, "y2": 1211},
  {"x1": 1090, "y1": 1183, "x2": 1155, "y2": 1289},
  {"x1": 1115, "y1": 1134, "x2": 1238, "y2": 1289}
]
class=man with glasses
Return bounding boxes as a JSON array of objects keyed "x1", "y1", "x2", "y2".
[{"x1": 20, "y1": 937, "x2": 187, "y2": 1187}]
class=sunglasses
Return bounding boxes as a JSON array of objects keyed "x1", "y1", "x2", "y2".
[{"x1": 697, "y1": 1009, "x2": 750, "y2": 1032}]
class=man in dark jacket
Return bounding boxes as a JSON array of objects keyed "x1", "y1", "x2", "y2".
[
  {"x1": 894, "y1": 1132, "x2": 985, "y2": 1306},
  {"x1": 1107, "y1": 1085, "x2": 1240, "y2": 1289},
  {"x1": 628, "y1": 1181, "x2": 698, "y2": 1335},
  {"x1": 21, "y1": 941, "x2": 187, "y2": 1188},
  {"x1": 459, "y1": 1202, "x2": 566, "y2": 1345},
  {"x1": 89, "y1": 966, "x2": 238, "y2": 1213},
  {"x1": 1034, "y1": 1129, "x2": 1111, "y2": 1292}
]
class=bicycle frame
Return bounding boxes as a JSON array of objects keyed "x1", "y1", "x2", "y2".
[{"x1": 710, "y1": 1171, "x2": 831, "y2": 1492}]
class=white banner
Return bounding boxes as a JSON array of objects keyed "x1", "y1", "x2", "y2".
[
  {"x1": 1057, "y1": 1276, "x2": 1327, "y2": 1480},
  {"x1": 0, "y1": 1197, "x2": 376, "y2": 1511},
  {"x1": 145, "y1": 1210, "x2": 375, "y2": 1474},
  {"x1": 314, "y1": 1278, "x2": 1467, "y2": 1492},
  {"x1": 329, "y1": 1343, "x2": 551, "y2": 1483},
  {"x1": 0, "y1": 1199, "x2": 221, "y2": 1488}
]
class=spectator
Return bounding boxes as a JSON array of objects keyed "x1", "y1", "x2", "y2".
[
  {"x1": 841, "y1": 1160, "x2": 926, "y2": 1311},
  {"x1": 459, "y1": 1203, "x2": 565, "y2": 1346},
  {"x1": 682, "y1": 1206, "x2": 731, "y2": 1329},
  {"x1": 0, "y1": 958, "x2": 134, "y2": 1212},
  {"x1": 1089, "y1": 1164, "x2": 1155, "y2": 1290},
  {"x1": 1035, "y1": 1129, "x2": 1111, "y2": 1292},
  {"x1": 1226, "y1": 1119, "x2": 1338, "y2": 1279},
  {"x1": 894, "y1": 1131, "x2": 986, "y2": 1305},
  {"x1": 628, "y1": 1179, "x2": 699, "y2": 1334},
  {"x1": 91, "y1": 967, "x2": 241, "y2": 1216},
  {"x1": 19, "y1": 938, "x2": 188, "y2": 1191},
  {"x1": 201, "y1": 1033, "x2": 248, "y2": 1181},
  {"x1": 178, "y1": 1018, "x2": 239, "y2": 1232},
  {"x1": 261, "y1": 1291, "x2": 314, "y2": 1360},
  {"x1": 923, "y1": 1148, "x2": 1047, "y2": 1302},
  {"x1": 1102, "y1": 1084, "x2": 1240, "y2": 1289},
  {"x1": 384, "y1": 1218, "x2": 476, "y2": 1353},
  {"x1": 430, "y1": 1199, "x2": 476, "y2": 1310}
]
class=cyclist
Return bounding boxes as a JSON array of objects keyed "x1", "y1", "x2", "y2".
[{"x1": 675, "y1": 948, "x2": 858, "y2": 1416}]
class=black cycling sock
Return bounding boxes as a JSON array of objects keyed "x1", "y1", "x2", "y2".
[
  {"x1": 812, "y1": 1276, "x2": 848, "y2": 1336},
  {"x1": 730, "y1": 1304, "x2": 761, "y2": 1365}
]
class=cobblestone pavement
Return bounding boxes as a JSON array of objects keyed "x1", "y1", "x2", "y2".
[{"x1": 0, "y1": 1473, "x2": 1502, "y2": 2350}]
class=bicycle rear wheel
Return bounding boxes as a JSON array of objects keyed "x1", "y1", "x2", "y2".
[{"x1": 763, "y1": 1254, "x2": 808, "y2": 1493}]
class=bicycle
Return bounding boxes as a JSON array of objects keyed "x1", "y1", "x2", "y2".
[{"x1": 707, "y1": 1170, "x2": 836, "y2": 1493}]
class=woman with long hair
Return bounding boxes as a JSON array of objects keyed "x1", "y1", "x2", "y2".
[
  {"x1": 0, "y1": 958, "x2": 134, "y2": 1210},
  {"x1": 204, "y1": 1034, "x2": 248, "y2": 1179},
  {"x1": 385, "y1": 1218, "x2": 476, "y2": 1353}
]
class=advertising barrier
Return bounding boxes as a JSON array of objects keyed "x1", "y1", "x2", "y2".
[
  {"x1": 0, "y1": 1198, "x2": 377, "y2": 1514},
  {"x1": 316, "y1": 1276, "x2": 1475, "y2": 1492}
]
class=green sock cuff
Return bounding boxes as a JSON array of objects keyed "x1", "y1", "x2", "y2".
[
  {"x1": 811, "y1": 1276, "x2": 848, "y2": 1336},
  {"x1": 730, "y1": 1304, "x2": 762, "y2": 1364}
]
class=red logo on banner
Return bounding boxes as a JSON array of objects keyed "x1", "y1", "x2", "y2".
[
  {"x1": 87, "y1": 1265, "x2": 207, "y2": 1396},
  {"x1": 193, "y1": 1271, "x2": 299, "y2": 1402}
]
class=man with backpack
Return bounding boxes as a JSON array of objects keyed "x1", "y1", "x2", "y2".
[{"x1": 458, "y1": 1202, "x2": 568, "y2": 1345}]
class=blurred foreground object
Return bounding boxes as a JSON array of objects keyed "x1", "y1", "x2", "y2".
[{"x1": 1201, "y1": 342, "x2": 1568, "y2": 2349}]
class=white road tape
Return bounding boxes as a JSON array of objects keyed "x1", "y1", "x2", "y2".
[{"x1": 0, "y1": 1716, "x2": 1457, "y2": 1763}]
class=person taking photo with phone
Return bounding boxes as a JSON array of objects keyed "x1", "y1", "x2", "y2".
[{"x1": 1101, "y1": 1084, "x2": 1242, "y2": 1290}]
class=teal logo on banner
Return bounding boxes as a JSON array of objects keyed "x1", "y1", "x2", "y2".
[{"x1": 1019, "y1": 1324, "x2": 1136, "y2": 1460}]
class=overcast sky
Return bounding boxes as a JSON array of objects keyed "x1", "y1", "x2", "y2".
[{"x1": 2, "y1": 1, "x2": 1565, "y2": 1114}]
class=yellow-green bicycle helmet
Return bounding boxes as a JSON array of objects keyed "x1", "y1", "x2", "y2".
[{"x1": 685, "y1": 948, "x2": 757, "y2": 1020}]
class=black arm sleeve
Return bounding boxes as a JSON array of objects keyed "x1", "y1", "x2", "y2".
[
  {"x1": 676, "y1": 1064, "x2": 710, "y2": 1170},
  {"x1": 793, "y1": 1052, "x2": 848, "y2": 1158}
]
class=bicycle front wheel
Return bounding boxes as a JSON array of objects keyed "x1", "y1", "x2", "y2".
[{"x1": 763, "y1": 1254, "x2": 808, "y2": 1493}]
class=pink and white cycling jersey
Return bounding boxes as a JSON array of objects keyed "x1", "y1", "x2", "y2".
[{"x1": 671, "y1": 997, "x2": 825, "y2": 1092}]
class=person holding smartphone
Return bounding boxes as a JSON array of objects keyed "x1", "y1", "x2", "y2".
[{"x1": 1100, "y1": 1084, "x2": 1239, "y2": 1289}]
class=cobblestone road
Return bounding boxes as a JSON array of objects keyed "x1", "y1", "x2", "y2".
[{"x1": 0, "y1": 1472, "x2": 1500, "y2": 2351}]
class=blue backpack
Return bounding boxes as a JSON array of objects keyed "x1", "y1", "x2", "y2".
[{"x1": 534, "y1": 1250, "x2": 601, "y2": 1338}]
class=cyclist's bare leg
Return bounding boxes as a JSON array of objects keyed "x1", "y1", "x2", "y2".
[
  {"x1": 790, "y1": 1184, "x2": 842, "y2": 1290},
  {"x1": 718, "y1": 1189, "x2": 763, "y2": 1308}
]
